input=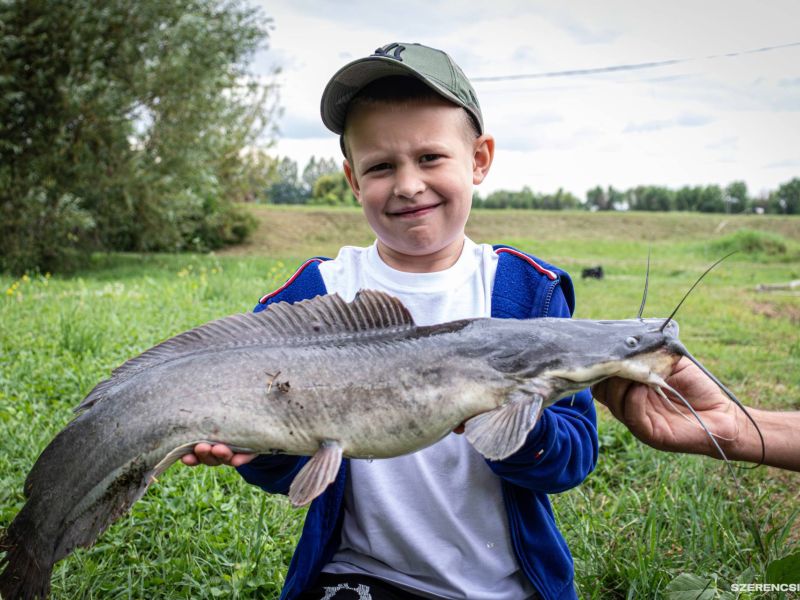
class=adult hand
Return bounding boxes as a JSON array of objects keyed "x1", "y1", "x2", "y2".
[
  {"x1": 592, "y1": 357, "x2": 741, "y2": 458},
  {"x1": 181, "y1": 443, "x2": 256, "y2": 468}
]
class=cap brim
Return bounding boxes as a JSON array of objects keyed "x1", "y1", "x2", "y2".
[{"x1": 320, "y1": 56, "x2": 468, "y2": 135}]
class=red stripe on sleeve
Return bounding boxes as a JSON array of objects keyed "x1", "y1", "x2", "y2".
[
  {"x1": 494, "y1": 248, "x2": 558, "y2": 281},
  {"x1": 259, "y1": 258, "x2": 325, "y2": 304}
]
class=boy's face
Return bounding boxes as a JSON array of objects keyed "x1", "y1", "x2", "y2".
[{"x1": 343, "y1": 98, "x2": 494, "y2": 272}]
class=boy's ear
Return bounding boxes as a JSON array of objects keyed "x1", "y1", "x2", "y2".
[
  {"x1": 472, "y1": 134, "x2": 495, "y2": 185},
  {"x1": 343, "y1": 159, "x2": 362, "y2": 204}
]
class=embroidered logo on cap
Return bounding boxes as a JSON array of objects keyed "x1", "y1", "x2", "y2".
[{"x1": 373, "y1": 43, "x2": 405, "y2": 61}]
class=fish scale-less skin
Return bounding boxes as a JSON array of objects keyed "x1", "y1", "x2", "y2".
[{"x1": 23, "y1": 321, "x2": 510, "y2": 556}]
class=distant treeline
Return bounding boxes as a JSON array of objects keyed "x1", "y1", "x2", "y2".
[
  {"x1": 263, "y1": 156, "x2": 799, "y2": 215},
  {"x1": 474, "y1": 179, "x2": 800, "y2": 214}
]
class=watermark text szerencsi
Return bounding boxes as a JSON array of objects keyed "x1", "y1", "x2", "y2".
[{"x1": 731, "y1": 583, "x2": 799, "y2": 592}]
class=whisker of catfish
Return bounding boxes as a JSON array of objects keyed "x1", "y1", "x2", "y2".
[
  {"x1": 651, "y1": 379, "x2": 736, "y2": 441},
  {"x1": 659, "y1": 251, "x2": 737, "y2": 332},
  {"x1": 674, "y1": 343, "x2": 766, "y2": 468},
  {"x1": 654, "y1": 384, "x2": 735, "y2": 477},
  {"x1": 636, "y1": 247, "x2": 651, "y2": 320}
]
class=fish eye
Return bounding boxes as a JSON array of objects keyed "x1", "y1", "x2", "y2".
[{"x1": 625, "y1": 336, "x2": 638, "y2": 348}]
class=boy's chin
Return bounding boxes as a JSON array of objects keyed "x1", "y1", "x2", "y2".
[{"x1": 377, "y1": 236, "x2": 466, "y2": 268}]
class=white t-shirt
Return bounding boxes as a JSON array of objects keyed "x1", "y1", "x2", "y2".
[{"x1": 318, "y1": 238, "x2": 537, "y2": 599}]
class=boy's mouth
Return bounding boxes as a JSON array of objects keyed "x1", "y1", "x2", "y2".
[{"x1": 387, "y1": 202, "x2": 442, "y2": 218}]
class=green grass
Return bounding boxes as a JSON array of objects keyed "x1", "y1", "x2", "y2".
[{"x1": 2, "y1": 208, "x2": 799, "y2": 598}]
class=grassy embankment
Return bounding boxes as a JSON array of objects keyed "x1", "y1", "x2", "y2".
[{"x1": 2, "y1": 206, "x2": 798, "y2": 598}]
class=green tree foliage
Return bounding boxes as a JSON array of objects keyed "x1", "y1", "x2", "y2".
[
  {"x1": 586, "y1": 186, "x2": 606, "y2": 211},
  {"x1": 769, "y1": 177, "x2": 800, "y2": 214},
  {"x1": 265, "y1": 157, "x2": 306, "y2": 204},
  {"x1": 585, "y1": 186, "x2": 625, "y2": 211},
  {"x1": 264, "y1": 156, "x2": 344, "y2": 205},
  {"x1": 675, "y1": 186, "x2": 701, "y2": 211},
  {"x1": 607, "y1": 187, "x2": 626, "y2": 210},
  {"x1": 301, "y1": 156, "x2": 339, "y2": 194},
  {"x1": 696, "y1": 185, "x2": 725, "y2": 213},
  {"x1": 541, "y1": 187, "x2": 581, "y2": 210},
  {"x1": 475, "y1": 186, "x2": 581, "y2": 210},
  {"x1": 627, "y1": 186, "x2": 676, "y2": 211},
  {"x1": 0, "y1": 0, "x2": 277, "y2": 273},
  {"x1": 724, "y1": 180, "x2": 749, "y2": 213},
  {"x1": 482, "y1": 188, "x2": 537, "y2": 209},
  {"x1": 309, "y1": 172, "x2": 356, "y2": 206}
]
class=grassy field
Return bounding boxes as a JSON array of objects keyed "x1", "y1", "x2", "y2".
[{"x1": 2, "y1": 206, "x2": 799, "y2": 598}]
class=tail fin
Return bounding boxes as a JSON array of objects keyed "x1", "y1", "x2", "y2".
[{"x1": 0, "y1": 519, "x2": 53, "y2": 600}]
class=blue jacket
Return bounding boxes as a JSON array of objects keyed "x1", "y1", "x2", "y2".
[{"x1": 238, "y1": 245, "x2": 598, "y2": 600}]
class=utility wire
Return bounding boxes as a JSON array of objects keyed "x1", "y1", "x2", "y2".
[{"x1": 471, "y1": 40, "x2": 800, "y2": 82}]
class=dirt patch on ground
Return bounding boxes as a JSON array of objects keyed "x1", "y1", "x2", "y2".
[{"x1": 751, "y1": 301, "x2": 800, "y2": 324}]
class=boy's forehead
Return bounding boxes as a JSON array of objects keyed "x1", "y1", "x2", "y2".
[
  {"x1": 344, "y1": 99, "x2": 474, "y2": 160},
  {"x1": 320, "y1": 42, "x2": 483, "y2": 138}
]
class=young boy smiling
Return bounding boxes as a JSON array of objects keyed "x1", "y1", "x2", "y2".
[
  {"x1": 339, "y1": 78, "x2": 489, "y2": 274},
  {"x1": 184, "y1": 43, "x2": 598, "y2": 600}
]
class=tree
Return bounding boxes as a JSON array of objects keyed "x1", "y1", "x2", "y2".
[
  {"x1": 0, "y1": 0, "x2": 276, "y2": 273},
  {"x1": 607, "y1": 186, "x2": 626, "y2": 210},
  {"x1": 697, "y1": 185, "x2": 725, "y2": 213},
  {"x1": 769, "y1": 178, "x2": 800, "y2": 215},
  {"x1": 301, "y1": 156, "x2": 339, "y2": 195},
  {"x1": 586, "y1": 186, "x2": 607, "y2": 211},
  {"x1": 309, "y1": 173, "x2": 356, "y2": 206},
  {"x1": 675, "y1": 186, "x2": 701, "y2": 211},
  {"x1": 265, "y1": 157, "x2": 306, "y2": 204},
  {"x1": 541, "y1": 188, "x2": 580, "y2": 210},
  {"x1": 629, "y1": 186, "x2": 674, "y2": 211},
  {"x1": 724, "y1": 181, "x2": 749, "y2": 213}
]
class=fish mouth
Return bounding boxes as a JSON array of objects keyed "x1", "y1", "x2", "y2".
[
  {"x1": 546, "y1": 349, "x2": 680, "y2": 391},
  {"x1": 387, "y1": 202, "x2": 442, "y2": 218}
]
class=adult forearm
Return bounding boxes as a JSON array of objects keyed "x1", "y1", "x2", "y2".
[{"x1": 722, "y1": 408, "x2": 800, "y2": 472}]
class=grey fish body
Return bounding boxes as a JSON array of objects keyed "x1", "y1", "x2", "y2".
[{"x1": 1, "y1": 290, "x2": 682, "y2": 600}]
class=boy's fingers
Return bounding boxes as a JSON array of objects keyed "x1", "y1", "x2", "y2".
[
  {"x1": 181, "y1": 443, "x2": 255, "y2": 468},
  {"x1": 210, "y1": 444, "x2": 234, "y2": 462},
  {"x1": 230, "y1": 453, "x2": 257, "y2": 467},
  {"x1": 193, "y1": 442, "x2": 223, "y2": 466}
]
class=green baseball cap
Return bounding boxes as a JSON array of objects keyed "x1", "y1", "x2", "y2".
[{"x1": 320, "y1": 42, "x2": 483, "y2": 137}]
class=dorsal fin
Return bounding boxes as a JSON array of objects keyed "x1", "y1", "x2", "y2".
[{"x1": 76, "y1": 290, "x2": 414, "y2": 412}]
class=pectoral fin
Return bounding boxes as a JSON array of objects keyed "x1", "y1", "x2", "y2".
[
  {"x1": 288, "y1": 441, "x2": 343, "y2": 507},
  {"x1": 465, "y1": 392, "x2": 544, "y2": 461}
]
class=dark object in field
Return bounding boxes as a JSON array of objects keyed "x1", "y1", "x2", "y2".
[
  {"x1": 581, "y1": 266, "x2": 604, "y2": 279},
  {"x1": 0, "y1": 283, "x2": 759, "y2": 600}
]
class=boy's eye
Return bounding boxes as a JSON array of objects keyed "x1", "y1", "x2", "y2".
[
  {"x1": 420, "y1": 154, "x2": 441, "y2": 163},
  {"x1": 365, "y1": 162, "x2": 391, "y2": 173}
]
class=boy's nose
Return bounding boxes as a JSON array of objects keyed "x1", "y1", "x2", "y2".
[{"x1": 393, "y1": 166, "x2": 426, "y2": 199}]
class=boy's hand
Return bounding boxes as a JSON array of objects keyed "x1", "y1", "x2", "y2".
[
  {"x1": 592, "y1": 357, "x2": 740, "y2": 457},
  {"x1": 181, "y1": 443, "x2": 256, "y2": 468}
]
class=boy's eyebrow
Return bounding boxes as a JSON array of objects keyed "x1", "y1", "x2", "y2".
[
  {"x1": 354, "y1": 147, "x2": 452, "y2": 172},
  {"x1": 355, "y1": 140, "x2": 454, "y2": 162}
]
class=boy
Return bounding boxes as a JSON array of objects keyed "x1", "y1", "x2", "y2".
[{"x1": 184, "y1": 43, "x2": 598, "y2": 600}]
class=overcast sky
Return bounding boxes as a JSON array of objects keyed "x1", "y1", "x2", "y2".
[{"x1": 251, "y1": 0, "x2": 799, "y2": 199}]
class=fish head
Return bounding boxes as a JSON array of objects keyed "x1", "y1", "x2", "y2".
[{"x1": 485, "y1": 317, "x2": 684, "y2": 399}]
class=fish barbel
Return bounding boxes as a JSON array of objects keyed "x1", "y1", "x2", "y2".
[{"x1": 1, "y1": 289, "x2": 686, "y2": 599}]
